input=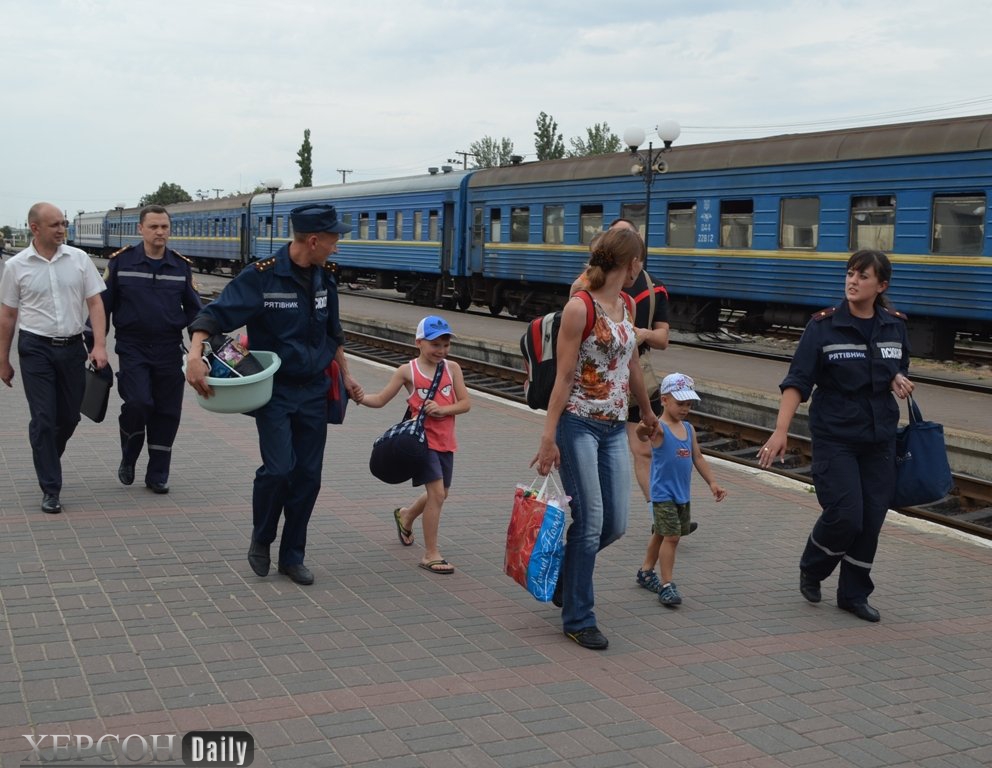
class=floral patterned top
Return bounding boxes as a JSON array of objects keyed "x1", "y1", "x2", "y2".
[{"x1": 566, "y1": 296, "x2": 635, "y2": 421}]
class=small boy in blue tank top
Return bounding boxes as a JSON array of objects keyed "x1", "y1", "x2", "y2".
[{"x1": 635, "y1": 373, "x2": 726, "y2": 606}]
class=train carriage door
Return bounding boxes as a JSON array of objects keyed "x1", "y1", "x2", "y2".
[
  {"x1": 441, "y1": 202, "x2": 455, "y2": 273},
  {"x1": 469, "y1": 205, "x2": 487, "y2": 275}
]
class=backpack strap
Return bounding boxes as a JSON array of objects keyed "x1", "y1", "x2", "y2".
[{"x1": 575, "y1": 289, "x2": 596, "y2": 339}]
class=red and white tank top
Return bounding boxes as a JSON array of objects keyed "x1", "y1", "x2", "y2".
[{"x1": 406, "y1": 359, "x2": 458, "y2": 452}]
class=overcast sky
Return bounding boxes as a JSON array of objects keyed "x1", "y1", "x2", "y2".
[{"x1": 4, "y1": 0, "x2": 992, "y2": 228}]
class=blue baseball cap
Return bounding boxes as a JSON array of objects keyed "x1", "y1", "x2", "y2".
[{"x1": 416, "y1": 315, "x2": 454, "y2": 341}]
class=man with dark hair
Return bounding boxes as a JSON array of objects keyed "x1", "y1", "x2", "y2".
[
  {"x1": 103, "y1": 204, "x2": 202, "y2": 493},
  {"x1": 185, "y1": 204, "x2": 363, "y2": 586},
  {"x1": 0, "y1": 202, "x2": 109, "y2": 513}
]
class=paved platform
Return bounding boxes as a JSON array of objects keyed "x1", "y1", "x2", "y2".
[{"x1": 2, "y1": 343, "x2": 992, "y2": 767}]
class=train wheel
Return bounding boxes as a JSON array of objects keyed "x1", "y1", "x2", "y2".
[
  {"x1": 457, "y1": 293, "x2": 472, "y2": 312},
  {"x1": 488, "y1": 302, "x2": 503, "y2": 316},
  {"x1": 442, "y1": 297, "x2": 456, "y2": 311}
]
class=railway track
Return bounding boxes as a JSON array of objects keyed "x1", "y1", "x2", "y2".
[{"x1": 344, "y1": 328, "x2": 992, "y2": 542}]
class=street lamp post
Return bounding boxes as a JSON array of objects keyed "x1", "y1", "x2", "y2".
[
  {"x1": 622, "y1": 120, "x2": 680, "y2": 270},
  {"x1": 262, "y1": 178, "x2": 282, "y2": 256},
  {"x1": 114, "y1": 203, "x2": 125, "y2": 249}
]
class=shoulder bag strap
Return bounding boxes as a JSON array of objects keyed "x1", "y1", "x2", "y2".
[{"x1": 414, "y1": 362, "x2": 446, "y2": 429}]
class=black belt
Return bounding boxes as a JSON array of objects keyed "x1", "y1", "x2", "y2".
[{"x1": 22, "y1": 330, "x2": 83, "y2": 347}]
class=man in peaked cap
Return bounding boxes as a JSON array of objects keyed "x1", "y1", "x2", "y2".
[{"x1": 186, "y1": 203, "x2": 364, "y2": 586}]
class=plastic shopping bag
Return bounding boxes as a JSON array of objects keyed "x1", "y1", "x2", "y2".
[{"x1": 504, "y1": 474, "x2": 569, "y2": 602}]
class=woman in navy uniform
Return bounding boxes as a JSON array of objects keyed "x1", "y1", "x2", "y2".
[
  {"x1": 185, "y1": 204, "x2": 363, "y2": 586},
  {"x1": 758, "y1": 250, "x2": 914, "y2": 622}
]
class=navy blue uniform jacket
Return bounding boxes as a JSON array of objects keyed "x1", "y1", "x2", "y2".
[
  {"x1": 103, "y1": 244, "x2": 202, "y2": 341},
  {"x1": 780, "y1": 301, "x2": 911, "y2": 444},
  {"x1": 189, "y1": 245, "x2": 342, "y2": 381}
]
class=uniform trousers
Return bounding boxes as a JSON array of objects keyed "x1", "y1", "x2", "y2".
[
  {"x1": 251, "y1": 376, "x2": 328, "y2": 567},
  {"x1": 117, "y1": 339, "x2": 185, "y2": 485},
  {"x1": 18, "y1": 332, "x2": 87, "y2": 495},
  {"x1": 801, "y1": 436, "x2": 895, "y2": 603}
]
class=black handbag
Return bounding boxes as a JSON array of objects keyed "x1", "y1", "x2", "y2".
[
  {"x1": 80, "y1": 361, "x2": 113, "y2": 423},
  {"x1": 369, "y1": 363, "x2": 444, "y2": 484},
  {"x1": 893, "y1": 395, "x2": 953, "y2": 507}
]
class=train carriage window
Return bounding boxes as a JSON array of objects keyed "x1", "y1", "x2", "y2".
[
  {"x1": 473, "y1": 207, "x2": 484, "y2": 247},
  {"x1": 621, "y1": 203, "x2": 646, "y2": 240},
  {"x1": 780, "y1": 197, "x2": 819, "y2": 249},
  {"x1": 394, "y1": 211, "x2": 403, "y2": 240},
  {"x1": 490, "y1": 209, "x2": 502, "y2": 243},
  {"x1": 428, "y1": 210, "x2": 439, "y2": 241},
  {"x1": 543, "y1": 205, "x2": 564, "y2": 244},
  {"x1": 340, "y1": 213, "x2": 352, "y2": 240},
  {"x1": 376, "y1": 212, "x2": 387, "y2": 240},
  {"x1": 932, "y1": 194, "x2": 985, "y2": 255},
  {"x1": 668, "y1": 201, "x2": 696, "y2": 248},
  {"x1": 359, "y1": 213, "x2": 370, "y2": 240},
  {"x1": 580, "y1": 205, "x2": 603, "y2": 244},
  {"x1": 276, "y1": 216, "x2": 283, "y2": 239},
  {"x1": 849, "y1": 195, "x2": 895, "y2": 251},
  {"x1": 510, "y1": 207, "x2": 530, "y2": 243},
  {"x1": 720, "y1": 200, "x2": 753, "y2": 248},
  {"x1": 413, "y1": 211, "x2": 423, "y2": 241}
]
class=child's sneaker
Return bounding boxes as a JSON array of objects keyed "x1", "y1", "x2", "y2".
[
  {"x1": 658, "y1": 582, "x2": 682, "y2": 606},
  {"x1": 636, "y1": 569, "x2": 661, "y2": 593}
]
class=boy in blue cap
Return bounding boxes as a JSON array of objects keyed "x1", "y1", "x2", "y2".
[
  {"x1": 635, "y1": 372, "x2": 726, "y2": 606},
  {"x1": 359, "y1": 315, "x2": 471, "y2": 574}
]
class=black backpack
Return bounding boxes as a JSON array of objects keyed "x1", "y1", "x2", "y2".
[{"x1": 520, "y1": 291, "x2": 596, "y2": 410}]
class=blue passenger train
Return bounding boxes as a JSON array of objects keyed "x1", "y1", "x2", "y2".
[{"x1": 71, "y1": 114, "x2": 992, "y2": 358}]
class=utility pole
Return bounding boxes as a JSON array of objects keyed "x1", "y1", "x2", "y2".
[
  {"x1": 212, "y1": 188, "x2": 223, "y2": 198},
  {"x1": 449, "y1": 151, "x2": 475, "y2": 169},
  {"x1": 336, "y1": 169, "x2": 353, "y2": 184}
]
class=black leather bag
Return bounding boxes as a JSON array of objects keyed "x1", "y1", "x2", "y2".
[
  {"x1": 80, "y1": 362, "x2": 113, "y2": 423},
  {"x1": 893, "y1": 395, "x2": 953, "y2": 507},
  {"x1": 369, "y1": 363, "x2": 444, "y2": 484}
]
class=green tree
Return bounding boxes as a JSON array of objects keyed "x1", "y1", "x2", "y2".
[
  {"x1": 534, "y1": 112, "x2": 565, "y2": 160},
  {"x1": 469, "y1": 136, "x2": 515, "y2": 168},
  {"x1": 139, "y1": 182, "x2": 193, "y2": 206},
  {"x1": 295, "y1": 128, "x2": 313, "y2": 188},
  {"x1": 568, "y1": 122, "x2": 623, "y2": 157},
  {"x1": 1, "y1": 225, "x2": 11, "y2": 240}
]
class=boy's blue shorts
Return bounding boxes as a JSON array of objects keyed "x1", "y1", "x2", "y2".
[{"x1": 413, "y1": 449, "x2": 454, "y2": 489}]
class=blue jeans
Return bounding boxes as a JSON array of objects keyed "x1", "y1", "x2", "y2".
[{"x1": 557, "y1": 412, "x2": 631, "y2": 633}]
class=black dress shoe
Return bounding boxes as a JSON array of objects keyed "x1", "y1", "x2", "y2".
[
  {"x1": 838, "y1": 600, "x2": 880, "y2": 623},
  {"x1": 41, "y1": 493, "x2": 62, "y2": 514},
  {"x1": 800, "y1": 570, "x2": 821, "y2": 603},
  {"x1": 118, "y1": 462, "x2": 135, "y2": 486},
  {"x1": 247, "y1": 540, "x2": 270, "y2": 577},
  {"x1": 278, "y1": 564, "x2": 314, "y2": 585},
  {"x1": 564, "y1": 626, "x2": 609, "y2": 650},
  {"x1": 145, "y1": 481, "x2": 169, "y2": 494},
  {"x1": 552, "y1": 577, "x2": 563, "y2": 607}
]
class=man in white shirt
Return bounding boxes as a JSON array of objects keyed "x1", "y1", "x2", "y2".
[{"x1": 0, "y1": 202, "x2": 109, "y2": 513}]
